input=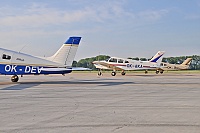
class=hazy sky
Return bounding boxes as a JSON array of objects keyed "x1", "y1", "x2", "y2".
[{"x1": 0, "y1": 0, "x2": 200, "y2": 61}]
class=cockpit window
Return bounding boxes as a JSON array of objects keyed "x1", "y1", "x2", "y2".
[
  {"x1": 109, "y1": 58, "x2": 117, "y2": 63},
  {"x1": 2, "y1": 54, "x2": 11, "y2": 60},
  {"x1": 118, "y1": 59, "x2": 124, "y2": 63},
  {"x1": 105, "y1": 58, "x2": 109, "y2": 62}
]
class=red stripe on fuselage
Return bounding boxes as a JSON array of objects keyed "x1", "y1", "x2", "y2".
[
  {"x1": 143, "y1": 66, "x2": 157, "y2": 68},
  {"x1": 108, "y1": 64, "x2": 127, "y2": 67}
]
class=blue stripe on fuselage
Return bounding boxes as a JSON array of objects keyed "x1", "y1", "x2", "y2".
[{"x1": 0, "y1": 64, "x2": 72, "y2": 75}]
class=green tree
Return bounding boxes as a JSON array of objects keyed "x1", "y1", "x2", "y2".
[
  {"x1": 73, "y1": 55, "x2": 110, "y2": 70},
  {"x1": 72, "y1": 61, "x2": 77, "y2": 67}
]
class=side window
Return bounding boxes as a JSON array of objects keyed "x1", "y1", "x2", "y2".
[
  {"x1": 118, "y1": 59, "x2": 124, "y2": 63},
  {"x1": 109, "y1": 58, "x2": 117, "y2": 63},
  {"x1": 125, "y1": 60, "x2": 129, "y2": 63},
  {"x1": 2, "y1": 54, "x2": 11, "y2": 60}
]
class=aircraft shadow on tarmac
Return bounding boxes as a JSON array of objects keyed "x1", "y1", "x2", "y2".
[
  {"x1": 1, "y1": 76, "x2": 199, "y2": 90},
  {"x1": 1, "y1": 79, "x2": 134, "y2": 90}
]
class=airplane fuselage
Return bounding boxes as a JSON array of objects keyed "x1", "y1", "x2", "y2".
[
  {"x1": 93, "y1": 58, "x2": 159, "y2": 71},
  {"x1": 0, "y1": 47, "x2": 71, "y2": 75},
  {"x1": 93, "y1": 51, "x2": 165, "y2": 76},
  {"x1": 0, "y1": 36, "x2": 82, "y2": 82},
  {"x1": 160, "y1": 62, "x2": 190, "y2": 70}
]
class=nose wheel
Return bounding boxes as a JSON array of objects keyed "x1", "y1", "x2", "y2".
[
  {"x1": 98, "y1": 71, "x2": 102, "y2": 76},
  {"x1": 97, "y1": 69, "x2": 102, "y2": 76},
  {"x1": 11, "y1": 75, "x2": 19, "y2": 82}
]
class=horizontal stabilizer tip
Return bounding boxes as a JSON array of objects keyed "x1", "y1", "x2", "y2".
[{"x1": 64, "y1": 37, "x2": 81, "y2": 45}]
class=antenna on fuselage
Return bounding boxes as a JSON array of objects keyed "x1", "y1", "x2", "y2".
[
  {"x1": 19, "y1": 44, "x2": 27, "y2": 53},
  {"x1": 98, "y1": 52, "x2": 100, "y2": 61}
]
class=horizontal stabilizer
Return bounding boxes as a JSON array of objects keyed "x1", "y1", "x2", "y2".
[{"x1": 71, "y1": 67, "x2": 92, "y2": 71}]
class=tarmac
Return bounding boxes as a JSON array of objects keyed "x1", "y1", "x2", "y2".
[{"x1": 0, "y1": 72, "x2": 200, "y2": 133}]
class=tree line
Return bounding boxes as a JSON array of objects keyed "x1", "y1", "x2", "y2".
[{"x1": 72, "y1": 55, "x2": 200, "y2": 70}]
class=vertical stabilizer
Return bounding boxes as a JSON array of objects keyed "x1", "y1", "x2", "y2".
[
  {"x1": 149, "y1": 51, "x2": 165, "y2": 65},
  {"x1": 181, "y1": 58, "x2": 192, "y2": 65},
  {"x1": 50, "y1": 37, "x2": 81, "y2": 67}
]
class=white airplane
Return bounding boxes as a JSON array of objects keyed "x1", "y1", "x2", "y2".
[
  {"x1": 158, "y1": 58, "x2": 192, "y2": 72},
  {"x1": 93, "y1": 51, "x2": 165, "y2": 76},
  {"x1": 0, "y1": 36, "x2": 85, "y2": 82}
]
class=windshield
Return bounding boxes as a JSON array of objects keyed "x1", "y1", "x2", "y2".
[{"x1": 105, "y1": 58, "x2": 109, "y2": 62}]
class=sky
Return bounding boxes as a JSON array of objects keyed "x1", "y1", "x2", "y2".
[{"x1": 0, "y1": 0, "x2": 200, "y2": 61}]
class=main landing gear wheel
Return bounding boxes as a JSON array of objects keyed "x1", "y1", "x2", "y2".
[
  {"x1": 156, "y1": 70, "x2": 159, "y2": 74},
  {"x1": 98, "y1": 71, "x2": 102, "y2": 76},
  {"x1": 145, "y1": 70, "x2": 148, "y2": 74},
  {"x1": 121, "y1": 71, "x2": 126, "y2": 76},
  {"x1": 111, "y1": 71, "x2": 116, "y2": 76},
  {"x1": 160, "y1": 71, "x2": 164, "y2": 74},
  {"x1": 11, "y1": 75, "x2": 19, "y2": 82}
]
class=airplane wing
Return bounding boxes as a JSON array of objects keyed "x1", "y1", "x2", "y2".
[
  {"x1": 70, "y1": 67, "x2": 91, "y2": 71},
  {"x1": 93, "y1": 61, "x2": 124, "y2": 70}
]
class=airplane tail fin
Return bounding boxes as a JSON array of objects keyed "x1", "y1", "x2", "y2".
[
  {"x1": 181, "y1": 58, "x2": 192, "y2": 65},
  {"x1": 149, "y1": 51, "x2": 165, "y2": 65},
  {"x1": 49, "y1": 37, "x2": 81, "y2": 67}
]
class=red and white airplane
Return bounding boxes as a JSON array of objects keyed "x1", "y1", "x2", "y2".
[{"x1": 93, "y1": 51, "x2": 165, "y2": 76}]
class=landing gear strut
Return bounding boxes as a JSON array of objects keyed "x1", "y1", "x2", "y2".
[
  {"x1": 11, "y1": 75, "x2": 19, "y2": 82},
  {"x1": 97, "y1": 69, "x2": 102, "y2": 76}
]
